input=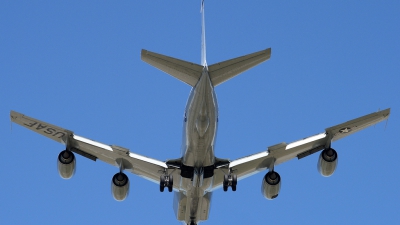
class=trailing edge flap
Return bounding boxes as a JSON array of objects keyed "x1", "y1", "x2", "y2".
[
  {"x1": 141, "y1": 49, "x2": 203, "y2": 86},
  {"x1": 208, "y1": 48, "x2": 271, "y2": 86}
]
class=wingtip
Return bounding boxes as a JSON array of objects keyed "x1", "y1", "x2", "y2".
[
  {"x1": 384, "y1": 108, "x2": 391, "y2": 117},
  {"x1": 379, "y1": 108, "x2": 391, "y2": 117},
  {"x1": 266, "y1": 48, "x2": 272, "y2": 57},
  {"x1": 10, "y1": 110, "x2": 19, "y2": 121}
]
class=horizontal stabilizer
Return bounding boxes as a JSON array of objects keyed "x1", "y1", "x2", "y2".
[
  {"x1": 141, "y1": 49, "x2": 203, "y2": 86},
  {"x1": 208, "y1": 48, "x2": 271, "y2": 86}
]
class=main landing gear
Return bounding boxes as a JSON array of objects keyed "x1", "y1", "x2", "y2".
[
  {"x1": 223, "y1": 174, "x2": 237, "y2": 192},
  {"x1": 160, "y1": 174, "x2": 173, "y2": 192}
]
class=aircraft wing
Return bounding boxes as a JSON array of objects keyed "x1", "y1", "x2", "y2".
[
  {"x1": 212, "y1": 108, "x2": 390, "y2": 190},
  {"x1": 10, "y1": 111, "x2": 178, "y2": 187}
]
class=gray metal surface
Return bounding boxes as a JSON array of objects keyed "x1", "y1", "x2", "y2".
[
  {"x1": 208, "y1": 48, "x2": 271, "y2": 86},
  {"x1": 141, "y1": 49, "x2": 203, "y2": 86},
  {"x1": 175, "y1": 67, "x2": 218, "y2": 223},
  {"x1": 10, "y1": 111, "x2": 170, "y2": 186},
  {"x1": 211, "y1": 109, "x2": 390, "y2": 190}
]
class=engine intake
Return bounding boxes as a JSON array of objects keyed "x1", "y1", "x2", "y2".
[
  {"x1": 57, "y1": 150, "x2": 76, "y2": 179},
  {"x1": 112, "y1": 172, "x2": 130, "y2": 201},
  {"x1": 317, "y1": 148, "x2": 338, "y2": 177},
  {"x1": 261, "y1": 171, "x2": 281, "y2": 200}
]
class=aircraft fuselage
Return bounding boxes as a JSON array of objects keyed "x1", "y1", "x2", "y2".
[{"x1": 174, "y1": 67, "x2": 218, "y2": 224}]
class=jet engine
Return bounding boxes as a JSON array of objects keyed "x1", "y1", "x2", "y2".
[
  {"x1": 57, "y1": 150, "x2": 76, "y2": 179},
  {"x1": 317, "y1": 148, "x2": 338, "y2": 177},
  {"x1": 261, "y1": 171, "x2": 281, "y2": 200},
  {"x1": 111, "y1": 172, "x2": 130, "y2": 201}
]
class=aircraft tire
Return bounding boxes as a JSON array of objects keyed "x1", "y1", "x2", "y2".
[
  {"x1": 232, "y1": 185, "x2": 236, "y2": 192},
  {"x1": 160, "y1": 175, "x2": 165, "y2": 192},
  {"x1": 168, "y1": 175, "x2": 173, "y2": 192}
]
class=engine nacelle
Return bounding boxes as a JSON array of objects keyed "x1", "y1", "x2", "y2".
[
  {"x1": 317, "y1": 148, "x2": 338, "y2": 177},
  {"x1": 57, "y1": 150, "x2": 76, "y2": 179},
  {"x1": 111, "y1": 172, "x2": 130, "y2": 201},
  {"x1": 261, "y1": 171, "x2": 281, "y2": 200}
]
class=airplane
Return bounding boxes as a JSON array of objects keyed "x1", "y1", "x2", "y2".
[{"x1": 10, "y1": 1, "x2": 390, "y2": 225}]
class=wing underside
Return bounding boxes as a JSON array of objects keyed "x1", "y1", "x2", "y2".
[
  {"x1": 10, "y1": 108, "x2": 390, "y2": 191},
  {"x1": 10, "y1": 111, "x2": 180, "y2": 188},
  {"x1": 212, "y1": 108, "x2": 390, "y2": 190}
]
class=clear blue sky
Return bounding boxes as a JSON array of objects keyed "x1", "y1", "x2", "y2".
[{"x1": 1, "y1": 1, "x2": 399, "y2": 224}]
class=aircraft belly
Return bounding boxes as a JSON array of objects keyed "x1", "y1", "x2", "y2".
[
  {"x1": 178, "y1": 68, "x2": 218, "y2": 224},
  {"x1": 182, "y1": 71, "x2": 217, "y2": 167},
  {"x1": 174, "y1": 177, "x2": 213, "y2": 224},
  {"x1": 174, "y1": 192, "x2": 187, "y2": 221}
]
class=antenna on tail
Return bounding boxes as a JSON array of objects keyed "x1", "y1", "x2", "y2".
[{"x1": 201, "y1": 0, "x2": 207, "y2": 67}]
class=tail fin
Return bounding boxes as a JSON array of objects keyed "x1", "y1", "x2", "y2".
[
  {"x1": 201, "y1": 0, "x2": 207, "y2": 67},
  {"x1": 141, "y1": 48, "x2": 272, "y2": 87},
  {"x1": 208, "y1": 48, "x2": 271, "y2": 86},
  {"x1": 141, "y1": 1, "x2": 271, "y2": 87}
]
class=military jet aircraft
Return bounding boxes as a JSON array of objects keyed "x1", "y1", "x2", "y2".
[{"x1": 10, "y1": 1, "x2": 390, "y2": 224}]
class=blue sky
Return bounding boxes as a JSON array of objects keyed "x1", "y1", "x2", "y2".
[{"x1": 1, "y1": 1, "x2": 399, "y2": 224}]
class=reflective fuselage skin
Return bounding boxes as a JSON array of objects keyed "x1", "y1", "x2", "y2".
[{"x1": 174, "y1": 67, "x2": 218, "y2": 224}]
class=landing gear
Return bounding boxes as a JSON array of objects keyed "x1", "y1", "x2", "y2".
[
  {"x1": 223, "y1": 174, "x2": 237, "y2": 192},
  {"x1": 160, "y1": 174, "x2": 173, "y2": 192}
]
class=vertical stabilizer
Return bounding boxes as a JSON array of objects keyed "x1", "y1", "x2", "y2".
[{"x1": 201, "y1": 0, "x2": 207, "y2": 67}]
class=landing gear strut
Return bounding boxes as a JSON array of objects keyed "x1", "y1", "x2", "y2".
[
  {"x1": 160, "y1": 174, "x2": 173, "y2": 192},
  {"x1": 223, "y1": 174, "x2": 237, "y2": 192}
]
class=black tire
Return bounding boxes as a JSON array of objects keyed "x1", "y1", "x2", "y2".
[
  {"x1": 167, "y1": 175, "x2": 173, "y2": 192},
  {"x1": 223, "y1": 174, "x2": 229, "y2": 185},
  {"x1": 160, "y1": 175, "x2": 165, "y2": 192},
  {"x1": 232, "y1": 185, "x2": 237, "y2": 192},
  {"x1": 160, "y1": 175, "x2": 165, "y2": 184},
  {"x1": 232, "y1": 174, "x2": 237, "y2": 186},
  {"x1": 223, "y1": 185, "x2": 228, "y2": 192}
]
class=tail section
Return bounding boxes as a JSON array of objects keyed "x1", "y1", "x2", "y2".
[
  {"x1": 208, "y1": 48, "x2": 271, "y2": 86},
  {"x1": 141, "y1": 49, "x2": 203, "y2": 86},
  {"x1": 141, "y1": 1, "x2": 272, "y2": 87},
  {"x1": 199, "y1": 0, "x2": 271, "y2": 86},
  {"x1": 141, "y1": 48, "x2": 271, "y2": 87}
]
